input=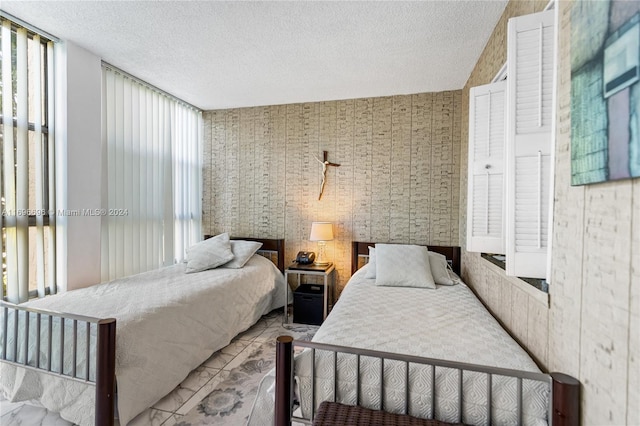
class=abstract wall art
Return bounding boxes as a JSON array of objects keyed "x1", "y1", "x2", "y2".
[{"x1": 571, "y1": 0, "x2": 640, "y2": 185}]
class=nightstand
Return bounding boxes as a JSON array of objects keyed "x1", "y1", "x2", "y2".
[{"x1": 283, "y1": 263, "x2": 335, "y2": 326}]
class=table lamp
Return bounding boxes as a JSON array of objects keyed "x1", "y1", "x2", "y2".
[{"x1": 309, "y1": 222, "x2": 333, "y2": 265}]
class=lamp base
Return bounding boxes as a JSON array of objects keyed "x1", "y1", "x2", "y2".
[{"x1": 314, "y1": 241, "x2": 329, "y2": 266}]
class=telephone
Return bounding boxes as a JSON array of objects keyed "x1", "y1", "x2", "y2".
[{"x1": 295, "y1": 251, "x2": 316, "y2": 265}]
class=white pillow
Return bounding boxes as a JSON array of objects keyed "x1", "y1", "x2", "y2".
[
  {"x1": 185, "y1": 233, "x2": 234, "y2": 273},
  {"x1": 375, "y1": 244, "x2": 436, "y2": 289},
  {"x1": 365, "y1": 246, "x2": 376, "y2": 278},
  {"x1": 428, "y1": 251, "x2": 457, "y2": 285},
  {"x1": 222, "y1": 240, "x2": 263, "y2": 269}
]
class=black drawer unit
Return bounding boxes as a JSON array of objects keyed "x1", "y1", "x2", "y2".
[{"x1": 293, "y1": 284, "x2": 324, "y2": 325}]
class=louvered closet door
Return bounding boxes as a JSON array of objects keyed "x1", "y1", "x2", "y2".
[
  {"x1": 506, "y1": 9, "x2": 555, "y2": 279},
  {"x1": 467, "y1": 81, "x2": 506, "y2": 254}
]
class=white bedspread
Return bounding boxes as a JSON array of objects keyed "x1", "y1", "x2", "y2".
[
  {"x1": 0, "y1": 254, "x2": 284, "y2": 425},
  {"x1": 248, "y1": 264, "x2": 549, "y2": 425}
]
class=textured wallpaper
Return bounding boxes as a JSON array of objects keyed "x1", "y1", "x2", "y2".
[{"x1": 203, "y1": 92, "x2": 462, "y2": 293}]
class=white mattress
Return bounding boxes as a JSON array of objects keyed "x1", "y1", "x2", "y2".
[
  {"x1": 248, "y1": 264, "x2": 549, "y2": 425},
  {"x1": 0, "y1": 254, "x2": 284, "y2": 425}
]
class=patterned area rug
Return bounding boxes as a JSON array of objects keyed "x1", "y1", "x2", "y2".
[{"x1": 175, "y1": 324, "x2": 317, "y2": 425}]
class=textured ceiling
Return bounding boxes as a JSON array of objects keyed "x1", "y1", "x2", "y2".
[{"x1": 2, "y1": 1, "x2": 507, "y2": 110}]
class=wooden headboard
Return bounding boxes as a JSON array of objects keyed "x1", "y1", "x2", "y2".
[
  {"x1": 203, "y1": 236, "x2": 285, "y2": 272},
  {"x1": 351, "y1": 241, "x2": 461, "y2": 276}
]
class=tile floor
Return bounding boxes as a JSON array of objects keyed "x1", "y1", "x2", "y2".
[{"x1": 0, "y1": 309, "x2": 295, "y2": 426}]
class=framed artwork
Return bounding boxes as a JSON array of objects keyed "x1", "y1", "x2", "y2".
[{"x1": 571, "y1": 0, "x2": 640, "y2": 185}]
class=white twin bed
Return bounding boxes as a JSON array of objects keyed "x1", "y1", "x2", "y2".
[
  {"x1": 249, "y1": 242, "x2": 580, "y2": 426},
  {"x1": 0, "y1": 236, "x2": 286, "y2": 425}
]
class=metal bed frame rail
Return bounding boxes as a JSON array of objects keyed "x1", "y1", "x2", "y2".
[
  {"x1": 0, "y1": 301, "x2": 116, "y2": 426},
  {"x1": 275, "y1": 336, "x2": 579, "y2": 426}
]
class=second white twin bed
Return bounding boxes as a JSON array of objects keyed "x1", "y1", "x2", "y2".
[{"x1": 249, "y1": 243, "x2": 554, "y2": 425}]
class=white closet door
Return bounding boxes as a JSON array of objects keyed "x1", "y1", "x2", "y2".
[
  {"x1": 467, "y1": 81, "x2": 507, "y2": 254},
  {"x1": 506, "y1": 9, "x2": 555, "y2": 279}
]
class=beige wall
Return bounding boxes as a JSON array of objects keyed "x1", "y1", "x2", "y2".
[
  {"x1": 460, "y1": 0, "x2": 639, "y2": 423},
  {"x1": 551, "y1": 1, "x2": 638, "y2": 423},
  {"x1": 203, "y1": 92, "x2": 462, "y2": 293}
]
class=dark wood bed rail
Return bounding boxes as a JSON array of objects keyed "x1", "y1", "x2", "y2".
[
  {"x1": 351, "y1": 241, "x2": 461, "y2": 276},
  {"x1": 275, "y1": 336, "x2": 295, "y2": 426},
  {"x1": 551, "y1": 372, "x2": 581, "y2": 425},
  {"x1": 96, "y1": 318, "x2": 116, "y2": 426},
  {"x1": 274, "y1": 336, "x2": 580, "y2": 426}
]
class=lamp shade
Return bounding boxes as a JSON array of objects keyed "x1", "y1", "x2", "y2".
[{"x1": 309, "y1": 222, "x2": 334, "y2": 241}]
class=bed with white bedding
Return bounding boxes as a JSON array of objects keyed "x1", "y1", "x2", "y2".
[
  {"x1": 0, "y1": 236, "x2": 286, "y2": 425},
  {"x1": 248, "y1": 242, "x2": 580, "y2": 426}
]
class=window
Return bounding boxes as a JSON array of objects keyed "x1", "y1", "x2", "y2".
[
  {"x1": 467, "y1": 9, "x2": 556, "y2": 282},
  {"x1": 0, "y1": 17, "x2": 56, "y2": 303},
  {"x1": 101, "y1": 64, "x2": 202, "y2": 281}
]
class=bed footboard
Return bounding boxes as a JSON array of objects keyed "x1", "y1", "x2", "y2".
[
  {"x1": 0, "y1": 301, "x2": 116, "y2": 425},
  {"x1": 274, "y1": 336, "x2": 579, "y2": 426}
]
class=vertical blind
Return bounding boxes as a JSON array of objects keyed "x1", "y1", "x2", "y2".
[
  {"x1": 101, "y1": 65, "x2": 202, "y2": 281},
  {"x1": 1, "y1": 18, "x2": 56, "y2": 303}
]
